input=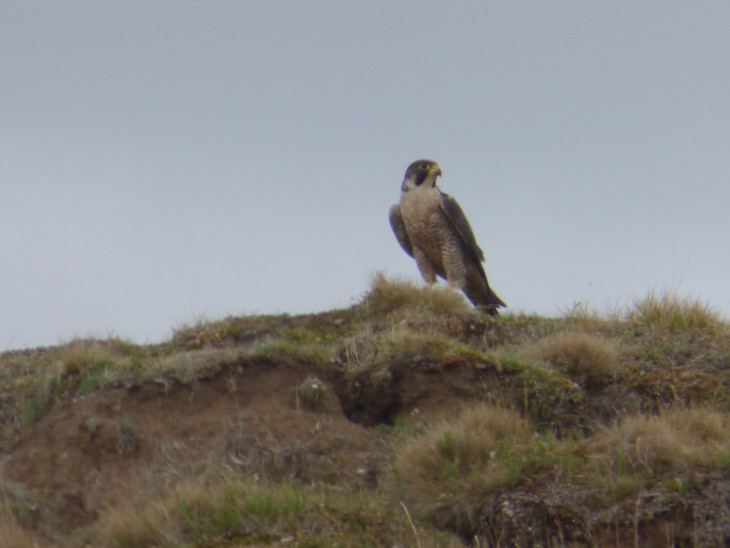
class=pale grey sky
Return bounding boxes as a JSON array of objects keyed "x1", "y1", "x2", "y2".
[{"x1": 2, "y1": 2, "x2": 729, "y2": 348}]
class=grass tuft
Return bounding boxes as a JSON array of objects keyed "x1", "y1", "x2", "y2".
[
  {"x1": 585, "y1": 406, "x2": 730, "y2": 481},
  {"x1": 56, "y1": 339, "x2": 113, "y2": 378},
  {"x1": 628, "y1": 291, "x2": 721, "y2": 334},
  {"x1": 84, "y1": 477, "x2": 462, "y2": 547},
  {"x1": 153, "y1": 347, "x2": 240, "y2": 383},
  {"x1": 392, "y1": 403, "x2": 535, "y2": 536},
  {"x1": 362, "y1": 272, "x2": 474, "y2": 318},
  {"x1": 246, "y1": 337, "x2": 334, "y2": 364},
  {"x1": 528, "y1": 331, "x2": 620, "y2": 378},
  {"x1": 117, "y1": 417, "x2": 137, "y2": 455},
  {"x1": 7, "y1": 281, "x2": 730, "y2": 545},
  {"x1": 297, "y1": 376, "x2": 330, "y2": 410}
]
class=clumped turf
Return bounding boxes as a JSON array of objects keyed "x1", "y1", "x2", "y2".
[
  {"x1": 585, "y1": 406, "x2": 730, "y2": 480},
  {"x1": 3, "y1": 275, "x2": 730, "y2": 546},
  {"x1": 527, "y1": 330, "x2": 620, "y2": 378},
  {"x1": 362, "y1": 271, "x2": 475, "y2": 319},
  {"x1": 392, "y1": 403, "x2": 536, "y2": 536}
]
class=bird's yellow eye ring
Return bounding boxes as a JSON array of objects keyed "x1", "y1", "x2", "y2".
[{"x1": 419, "y1": 163, "x2": 430, "y2": 170}]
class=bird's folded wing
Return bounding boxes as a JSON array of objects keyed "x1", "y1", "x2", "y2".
[
  {"x1": 439, "y1": 193, "x2": 485, "y2": 263},
  {"x1": 388, "y1": 204, "x2": 414, "y2": 257}
]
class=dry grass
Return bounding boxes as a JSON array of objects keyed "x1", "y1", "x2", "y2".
[
  {"x1": 363, "y1": 272, "x2": 474, "y2": 319},
  {"x1": 81, "y1": 474, "x2": 463, "y2": 548},
  {"x1": 585, "y1": 406, "x2": 730, "y2": 480},
  {"x1": 392, "y1": 403, "x2": 535, "y2": 536},
  {"x1": 628, "y1": 291, "x2": 722, "y2": 334},
  {"x1": 55, "y1": 338, "x2": 113, "y2": 378},
  {"x1": 0, "y1": 518, "x2": 38, "y2": 548},
  {"x1": 66, "y1": 402, "x2": 465, "y2": 546},
  {"x1": 528, "y1": 330, "x2": 620, "y2": 378},
  {"x1": 152, "y1": 347, "x2": 241, "y2": 383},
  {"x1": 82, "y1": 479, "x2": 213, "y2": 547},
  {"x1": 55, "y1": 337, "x2": 143, "y2": 379},
  {"x1": 6, "y1": 280, "x2": 730, "y2": 545},
  {"x1": 245, "y1": 337, "x2": 335, "y2": 364},
  {"x1": 47, "y1": 336, "x2": 166, "y2": 399},
  {"x1": 344, "y1": 322, "x2": 458, "y2": 370},
  {"x1": 0, "y1": 497, "x2": 40, "y2": 548},
  {"x1": 393, "y1": 403, "x2": 730, "y2": 538},
  {"x1": 343, "y1": 274, "x2": 485, "y2": 375}
]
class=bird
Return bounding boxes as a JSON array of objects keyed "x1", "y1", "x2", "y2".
[{"x1": 389, "y1": 159, "x2": 506, "y2": 315}]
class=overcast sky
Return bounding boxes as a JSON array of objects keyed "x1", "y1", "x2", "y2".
[{"x1": 2, "y1": 3, "x2": 729, "y2": 349}]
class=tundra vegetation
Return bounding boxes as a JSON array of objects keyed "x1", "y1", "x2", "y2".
[{"x1": 1, "y1": 273, "x2": 730, "y2": 546}]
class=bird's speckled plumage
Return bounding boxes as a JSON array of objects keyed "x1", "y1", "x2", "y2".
[{"x1": 389, "y1": 159, "x2": 506, "y2": 315}]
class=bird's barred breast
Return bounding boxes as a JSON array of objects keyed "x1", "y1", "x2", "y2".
[{"x1": 399, "y1": 189, "x2": 448, "y2": 268}]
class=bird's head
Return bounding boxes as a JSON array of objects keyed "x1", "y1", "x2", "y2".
[{"x1": 401, "y1": 159, "x2": 442, "y2": 191}]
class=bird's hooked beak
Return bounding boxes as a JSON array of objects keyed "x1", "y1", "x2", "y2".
[{"x1": 428, "y1": 164, "x2": 442, "y2": 187}]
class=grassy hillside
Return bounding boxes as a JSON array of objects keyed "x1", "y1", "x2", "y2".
[{"x1": 2, "y1": 273, "x2": 730, "y2": 546}]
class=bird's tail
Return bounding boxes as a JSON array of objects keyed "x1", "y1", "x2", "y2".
[{"x1": 463, "y1": 270, "x2": 506, "y2": 316}]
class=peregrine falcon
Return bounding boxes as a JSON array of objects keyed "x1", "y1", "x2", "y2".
[{"x1": 389, "y1": 159, "x2": 506, "y2": 315}]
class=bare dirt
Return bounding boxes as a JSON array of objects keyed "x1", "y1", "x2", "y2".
[
  {"x1": 1, "y1": 352, "x2": 490, "y2": 542},
  {"x1": 4, "y1": 337, "x2": 730, "y2": 546}
]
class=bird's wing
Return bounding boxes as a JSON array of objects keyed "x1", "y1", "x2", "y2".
[
  {"x1": 389, "y1": 204, "x2": 414, "y2": 257},
  {"x1": 439, "y1": 192, "x2": 485, "y2": 263}
]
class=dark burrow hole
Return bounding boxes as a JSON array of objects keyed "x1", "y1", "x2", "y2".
[{"x1": 328, "y1": 360, "x2": 407, "y2": 427}]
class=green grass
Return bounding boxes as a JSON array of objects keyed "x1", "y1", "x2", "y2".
[
  {"x1": 629, "y1": 291, "x2": 721, "y2": 333},
  {"x1": 80, "y1": 478, "x2": 462, "y2": 547},
  {"x1": 392, "y1": 403, "x2": 537, "y2": 536},
  {"x1": 4, "y1": 274, "x2": 730, "y2": 546},
  {"x1": 75, "y1": 376, "x2": 99, "y2": 395},
  {"x1": 116, "y1": 417, "x2": 137, "y2": 455}
]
